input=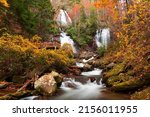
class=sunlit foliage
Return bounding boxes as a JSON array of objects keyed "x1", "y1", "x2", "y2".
[
  {"x1": 0, "y1": 0, "x2": 9, "y2": 7},
  {"x1": 0, "y1": 33, "x2": 74, "y2": 81}
]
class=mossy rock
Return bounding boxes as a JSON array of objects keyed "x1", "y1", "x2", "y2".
[
  {"x1": 106, "y1": 74, "x2": 132, "y2": 87},
  {"x1": 111, "y1": 78, "x2": 146, "y2": 92},
  {"x1": 131, "y1": 87, "x2": 150, "y2": 100},
  {"x1": 104, "y1": 62, "x2": 126, "y2": 78},
  {"x1": 50, "y1": 71, "x2": 63, "y2": 87},
  {"x1": 92, "y1": 59, "x2": 110, "y2": 68}
]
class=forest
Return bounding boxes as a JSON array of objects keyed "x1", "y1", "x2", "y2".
[{"x1": 0, "y1": 0, "x2": 149, "y2": 100}]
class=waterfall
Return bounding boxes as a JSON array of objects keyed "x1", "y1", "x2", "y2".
[
  {"x1": 56, "y1": 9, "x2": 72, "y2": 27},
  {"x1": 57, "y1": 9, "x2": 77, "y2": 53},
  {"x1": 95, "y1": 28, "x2": 110, "y2": 49},
  {"x1": 60, "y1": 31, "x2": 77, "y2": 53}
]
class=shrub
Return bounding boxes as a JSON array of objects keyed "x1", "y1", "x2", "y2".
[
  {"x1": 61, "y1": 43, "x2": 74, "y2": 58},
  {"x1": 97, "y1": 46, "x2": 106, "y2": 57},
  {"x1": 0, "y1": 33, "x2": 73, "y2": 81}
]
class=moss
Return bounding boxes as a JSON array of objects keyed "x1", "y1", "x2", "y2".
[
  {"x1": 107, "y1": 74, "x2": 131, "y2": 87},
  {"x1": 104, "y1": 62, "x2": 126, "y2": 78},
  {"x1": 131, "y1": 87, "x2": 150, "y2": 100},
  {"x1": 111, "y1": 78, "x2": 145, "y2": 92}
]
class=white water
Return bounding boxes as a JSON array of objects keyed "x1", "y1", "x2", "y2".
[
  {"x1": 95, "y1": 28, "x2": 110, "y2": 49},
  {"x1": 56, "y1": 9, "x2": 72, "y2": 27},
  {"x1": 57, "y1": 9, "x2": 77, "y2": 53},
  {"x1": 57, "y1": 79, "x2": 103, "y2": 100},
  {"x1": 83, "y1": 56, "x2": 94, "y2": 63},
  {"x1": 76, "y1": 62, "x2": 85, "y2": 68},
  {"x1": 81, "y1": 68, "x2": 102, "y2": 76},
  {"x1": 60, "y1": 32, "x2": 77, "y2": 53},
  {"x1": 20, "y1": 96, "x2": 38, "y2": 100}
]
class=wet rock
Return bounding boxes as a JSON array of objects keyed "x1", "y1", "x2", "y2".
[
  {"x1": 91, "y1": 59, "x2": 109, "y2": 69},
  {"x1": 63, "y1": 82, "x2": 78, "y2": 89},
  {"x1": 34, "y1": 71, "x2": 62, "y2": 96},
  {"x1": 50, "y1": 71, "x2": 63, "y2": 87},
  {"x1": 111, "y1": 77, "x2": 147, "y2": 92},
  {"x1": 103, "y1": 62, "x2": 126, "y2": 83},
  {"x1": 79, "y1": 51, "x2": 95, "y2": 59},
  {"x1": 106, "y1": 74, "x2": 132, "y2": 87},
  {"x1": 83, "y1": 64, "x2": 92, "y2": 71},
  {"x1": 69, "y1": 66, "x2": 81, "y2": 75},
  {"x1": 89, "y1": 77, "x2": 96, "y2": 82}
]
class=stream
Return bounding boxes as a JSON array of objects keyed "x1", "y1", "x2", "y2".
[
  {"x1": 22, "y1": 58, "x2": 129, "y2": 100},
  {"x1": 21, "y1": 9, "x2": 129, "y2": 100},
  {"x1": 42, "y1": 68, "x2": 129, "y2": 100}
]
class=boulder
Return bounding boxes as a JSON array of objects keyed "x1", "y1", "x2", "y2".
[
  {"x1": 102, "y1": 62, "x2": 126, "y2": 83},
  {"x1": 34, "y1": 71, "x2": 62, "y2": 95},
  {"x1": 50, "y1": 71, "x2": 63, "y2": 87},
  {"x1": 69, "y1": 66, "x2": 81, "y2": 75},
  {"x1": 83, "y1": 64, "x2": 92, "y2": 71},
  {"x1": 79, "y1": 51, "x2": 95, "y2": 59}
]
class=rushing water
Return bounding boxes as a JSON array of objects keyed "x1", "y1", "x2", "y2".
[
  {"x1": 76, "y1": 62, "x2": 84, "y2": 68},
  {"x1": 95, "y1": 28, "x2": 110, "y2": 49},
  {"x1": 56, "y1": 9, "x2": 72, "y2": 27},
  {"x1": 82, "y1": 56, "x2": 94, "y2": 63},
  {"x1": 60, "y1": 31, "x2": 77, "y2": 53},
  {"x1": 37, "y1": 68, "x2": 128, "y2": 100},
  {"x1": 56, "y1": 9, "x2": 77, "y2": 53},
  {"x1": 81, "y1": 68, "x2": 102, "y2": 76}
]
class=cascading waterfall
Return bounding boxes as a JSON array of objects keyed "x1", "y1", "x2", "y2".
[
  {"x1": 56, "y1": 9, "x2": 72, "y2": 27},
  {"x1": 95, "y1": 28, "x2": 110, "y2": 49},
  {"x1": 60, "y1": 31, "x2": 77, "y2": 53},
  {"x1": 56, "y1": 9, "x2": 77, "y2": 53}
]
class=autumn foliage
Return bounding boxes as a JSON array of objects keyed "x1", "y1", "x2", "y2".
[
  {"x1": 104, "y1": 1, "x2": 150, "y2": 79},
  {"x1": 0, "y1": 0, "x2": 9, "y2": 7},
  {"x1": 0, "y1": 33, "x2": 74, "y2": 82}
]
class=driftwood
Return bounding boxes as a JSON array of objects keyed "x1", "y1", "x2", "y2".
[{"x1": 17, "y1": 73, "x2": 38, "y2": 92}]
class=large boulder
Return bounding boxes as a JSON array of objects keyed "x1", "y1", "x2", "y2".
[{"x1": 34, "y1": 71, "x2": 62, "y2": 95}]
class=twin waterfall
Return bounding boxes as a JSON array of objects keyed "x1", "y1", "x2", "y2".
[
  {"x1": 95, "y1": 28, "x2": 111, "y2": 49},
  {"x1": 56, "y1": 9, "x2": 111, "y2": 52}
]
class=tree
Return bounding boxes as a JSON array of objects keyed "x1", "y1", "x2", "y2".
[
  {"x1": 0, "y1": 0, "x2": 9, "y2": 7},
  {"x1": 8, "y1": 0, "x2": 58, "y2": 39}
]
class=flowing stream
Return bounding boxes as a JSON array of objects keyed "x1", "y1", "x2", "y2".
[
  {"x1": 21, "y1": 9, "x2": 129, "y2": 100},
  {"x1": 38, "y1": 66, "x2": 129, "y2": 100}
]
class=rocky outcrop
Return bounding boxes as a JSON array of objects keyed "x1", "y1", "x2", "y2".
[
  {"x1": 102, "y1": 62, "x2": 126, "y2": 83},
  {"x1": 102, "y1": 61, "x2": 150, "y2": 93},
  {"x1": 34, "y1": 71, "x2": 62, "y2": 96}
]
